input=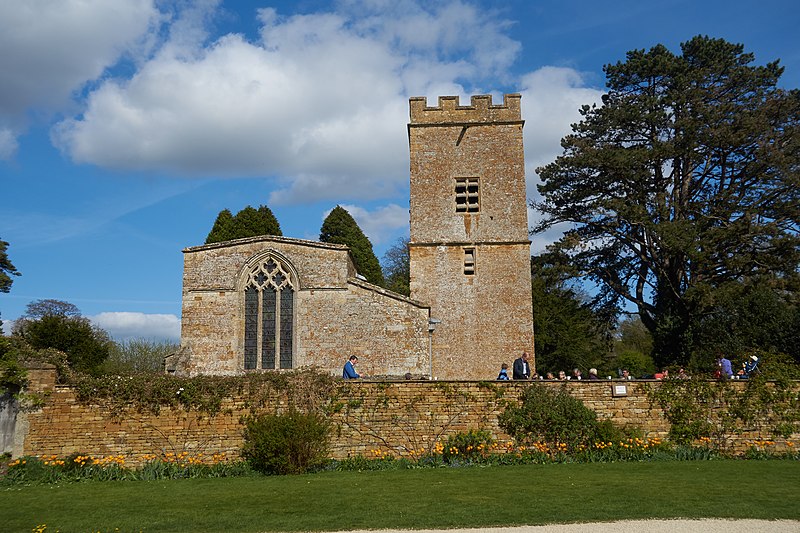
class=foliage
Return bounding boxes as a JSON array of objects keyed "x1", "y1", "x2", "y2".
[
  {"x1": 205, "y1": 205, "x2": 282, "y2": 244},
  {"x1": 615, "y1": 316, "x2": 653, "y2": 358},
  {"x1": 232, "y1": 205, "x2": 283, "y2": 239},
  {"x1": 382, "y1": 237, "x2": 410, "y2": 296},
  {"x1": 241, "y1": 411, "x2": 330, "y2": 475},
  {"x1": 21, "y1": 299, "x2": 81, "y2": 319},
  {"x1": 691, "y1": 279, "x2": 800, "y2": 366},
  {"x1": 440, "y1": 429, "x2": 495, "y2": 463},
  {"x1": 13, "y1": 300, "x2": 113, "y2": 374},
  {"x1": 320, "y1": 205, "x2": 385, "y2": 286},
  {"x1": 3, "y1": 453, "x2": 250, "y2": 485},
  {"x1": 70, "y1": 367, "x2": 337, "y2": 417},
  {"x1": 613, "y1": 350, "x2": 656, "y2": 378},
  {"x1": 647, "y1": 366, "x2": 800, "y2": 447},
  {"x1": 534, "y1": 36, "x2": 800, "y2": 368},
  {"x1": 0, "y1": 237, "x2": 20, "y2": 294},
  {"x1": 530, "y1": 254, "x2": 612, "y2": 374},
  {"x1": 0, "y1": 335, "x2": 29, "y2": 392},
  {"x1": 100, "y1": 338, "x2": 179, "y2": 374},
  {"x1": 498, "y1": 384, "x2": 615, "y2": 451},
  {"x1": 205, "y1": 208, "x2": 236, "y2": 243}
]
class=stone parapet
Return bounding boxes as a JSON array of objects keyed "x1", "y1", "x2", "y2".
[{"x1": 409, "y1": 94, "x2": 522, "y2": 125}]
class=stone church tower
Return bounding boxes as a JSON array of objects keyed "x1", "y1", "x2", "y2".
[{"x1": 408, "y1": 94, "x2": 534, "y2": 380}]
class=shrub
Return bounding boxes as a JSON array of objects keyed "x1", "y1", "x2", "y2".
[
  {"x1": 241, "y1": 411, "x2": 330, "y2": 475},
  {"x1": 442, "y1": 429, "x2": 495, "y2": 463},
  {"x1": 499, "y1": 384, "x2": 610, "y2": 451}
]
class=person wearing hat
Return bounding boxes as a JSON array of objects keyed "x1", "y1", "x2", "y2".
[{"x1": 738, "y1": 355, "x2": 759, "y2": 378}]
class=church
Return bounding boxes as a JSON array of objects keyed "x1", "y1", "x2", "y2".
[{"x1": 169, "y1": 94, "x2": 534, "y2": 380}]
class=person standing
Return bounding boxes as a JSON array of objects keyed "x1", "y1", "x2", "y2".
[
  {"x1": 342, "y1": 355, "x2": 361, "y2": 379},
  {"x1": 512, "y1": 351, "x2": 531, "y2": 380}
]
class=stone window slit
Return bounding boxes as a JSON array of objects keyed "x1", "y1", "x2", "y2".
[{"x1": 464, "y1": 247, "x2": 476, "y2": 275}]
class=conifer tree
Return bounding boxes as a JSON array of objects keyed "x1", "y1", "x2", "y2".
[
  {"x1": 232, "y1": 205, "x2": 282, "y2": 239},
  {"x1": 205, "y1": 209, "x2": 236, "y2": 244},
  {"x1": 320, "y1": 206, "x2": 385, "y2": 286},
  {"x1": 534, "y1": 36, "x2": 800, "y2": 367},
  {"x1": 205, "y1": 205, "x2": 282, "y2": 244}
]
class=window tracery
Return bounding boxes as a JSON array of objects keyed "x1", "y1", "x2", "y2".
[{"x1": 243, "y1": 258, "x2": 295, "y2": 370}]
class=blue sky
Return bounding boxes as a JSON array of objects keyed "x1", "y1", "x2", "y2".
[{"x1": 1, "y1": 0, "x2": 798, "y2": 342}]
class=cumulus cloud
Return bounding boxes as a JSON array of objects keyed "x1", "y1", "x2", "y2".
[
  {"x1": 332, "y1": 204, "x2": 409, "y2": 245},
  {"x1": 0, "y1": 0, "x2": 160, "y2": 151},
  {"x1": 51, "y1": 1, "x2": 522, "y2": 204},
  {"x1": 518, "y1": 67, "x2": 604, "y2": 250},
  {"x1": 90, "y1": 312, "x2": 180, "y2": 342}
]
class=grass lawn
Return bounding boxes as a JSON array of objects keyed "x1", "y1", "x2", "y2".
[{"x1": 2, "y1": 460, "x2": 799, "y2": 532}]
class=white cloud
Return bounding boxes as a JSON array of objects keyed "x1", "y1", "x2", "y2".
[
  {"x1": 51, "y1": 1, "x2": 521, "y2": 204},
  {"x1": 518, "y1": 67, "x2": 605, "y2": 250},
  {"x1": 0, "y1": 0, "x2": 160, "y2": 150},
  {"x1": 0, "y1": 128, "x2": 18, "y2": 160},
  {"x1": 333, "y1": 204, "x2": 409, "y2": 245},
  {"x1": 90, "y1": 312, "x2": 180, "y2": 342}
]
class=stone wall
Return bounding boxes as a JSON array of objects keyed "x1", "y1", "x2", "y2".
[
  {"x1": 179, "y1": 235, "x2": 431, "y2": 377},
  {"x1": 18, "y1": 367, "x2": 796, "y2": 465}
]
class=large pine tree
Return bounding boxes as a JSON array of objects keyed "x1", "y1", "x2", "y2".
[
  {"x1": 534, "y1": 36, "x2": 800, "y2": 367},
  {"x1": 320, "y1": 206, "x2": 385, "y2": 286}
]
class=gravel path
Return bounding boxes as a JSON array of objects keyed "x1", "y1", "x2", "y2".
[{"x1": 331, "y1": 519, "x2": 800, "y2": 532}]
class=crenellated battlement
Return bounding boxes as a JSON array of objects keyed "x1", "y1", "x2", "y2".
[{"x1": 409, "y1": 93, "x2": 522, "y2": 125}]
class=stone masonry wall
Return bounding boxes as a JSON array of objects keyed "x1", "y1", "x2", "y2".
[
  {"x1": 18, "y1": 367, "x2": 795, "y2": 465},
  {"x1": 180, "y1": 235, "x2": 431, "y2": 377},
  {"x1": 408, "y1": 93, "x2": 534, "y2": 379}
]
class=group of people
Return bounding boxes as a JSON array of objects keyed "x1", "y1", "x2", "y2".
[
  {"x1": 715, "y1": 353, "x2": 760, "y2": 379},
  {"x1": 497, "y1": 352, "x2": 604, "y2": 381},
  {"x1": 343, "y1": 351, "x2": 760, "y2": 382}
]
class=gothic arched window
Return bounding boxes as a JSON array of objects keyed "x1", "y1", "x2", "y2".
[{"x1": 243, "y1": 258, "x2": 295, "y2": 370}]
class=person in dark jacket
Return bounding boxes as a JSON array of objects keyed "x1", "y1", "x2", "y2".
[{"x1": 512, "y1": 352, "x2": 531, "y2": 380}]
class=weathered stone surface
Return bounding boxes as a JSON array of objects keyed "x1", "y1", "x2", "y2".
[
  {"x1": 180, "y1": 236, "x2": 430, "y2": 377},
  {"x1": 409, "y1": 94, "x2": 534, "y2": 379},
  {"x1": 17, "y1": 370, "x2": 797, "y2": 464}
]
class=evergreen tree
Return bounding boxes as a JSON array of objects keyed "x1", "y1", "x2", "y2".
[
  {"x1": 320, "y1": 206, "x2": 385, "y2": 286},
  {"x1": 205, "y1": 205, "x2": 282, "y2": 244},
  {"x1": 0, "y1": 238, "x2": 20, "y2": 327},
  {"x1": 530, "y1": 255, "x2": 611, "y2": 375},
  {"x1": 232, "y1": 205, "x2": 282, "y2": 239},
  {"x1": 534, "y1": 36, "x2": 800, "y2": 368},
  {"x1": 205, "y1": 209, "x2": 236, "y2": 244}
]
